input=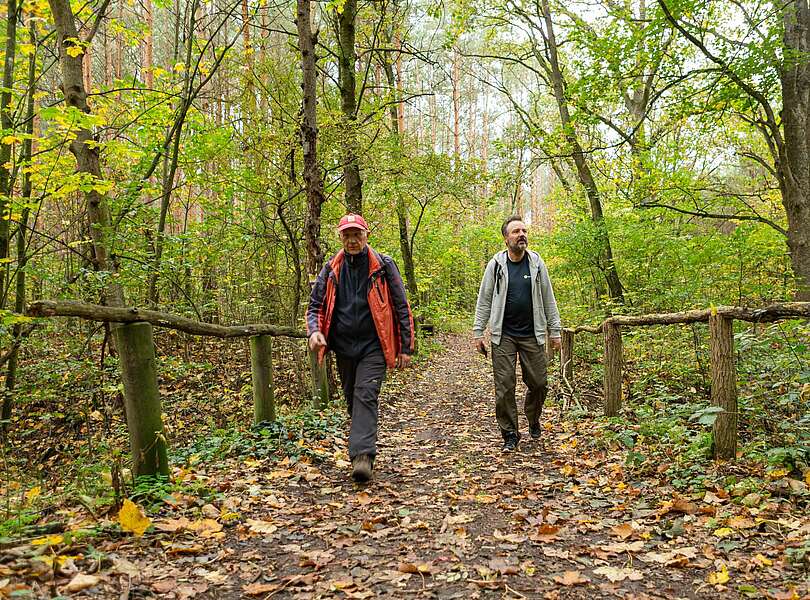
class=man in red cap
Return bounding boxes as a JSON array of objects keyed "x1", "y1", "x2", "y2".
[{"x1": 307, "y1": 213, "x2": 415, "y2": 482}]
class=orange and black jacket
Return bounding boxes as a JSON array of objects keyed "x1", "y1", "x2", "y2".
[{"x1": 306, "y1": 246, "x2": 415, "y2": 369}]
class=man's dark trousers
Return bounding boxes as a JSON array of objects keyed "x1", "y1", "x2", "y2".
[
  {"x1": 335, "y1": 351, "x2": 387, "y2": 459},
  {"x1": 492, "y1": 335, "x2": 548, "y2": 436}
]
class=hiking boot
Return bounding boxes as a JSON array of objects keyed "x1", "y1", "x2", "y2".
[
  {"x1": 501, "y1": 432, "x2": 521, "y2": 453},
  {"x1": 529, "y1": 423, "x2": 542, "y2": 440},
  {"x1": 351, "y1": 454, "x2": 373, "y2": 482}
]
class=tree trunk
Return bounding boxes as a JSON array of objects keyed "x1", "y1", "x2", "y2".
[
  {"x1": 1, "y1": 20, "x2": 34, "y2": 433},
  {"x1": 452, "y1": 46, "x2": 461, "y2": 161},
  {"x1": 0, "y1": 0, "x2": 18, "y2": 302},
  {"x1": 297, "y1": 0, "x2": 325, "y2": 279},
  {"x1": 381, "y1": 22, "x2": 418, "y2": 299},
  {"x1": 147, "y1": 0, "x2": 199, "y2": 305},
  {"x1": 337, "y1": 0, "x2": 362, "y2": 212},
  {"x1": 709, "y1": 314, "x2": 737, "y2": 460},
  {"x1": 780, "y1": 0, "x2": 810, "y2": 300},
  {"x1": 539, "y1": 0, "x2": 625, "y2": 303},
  {"x1": 144, "y1": 0, "x2": 154, "y2": 88},
  {"x1": 114, "y1": 322, "x2": 169, "y2": 477},
  {"x1": 47, "y1": 0, "x2": 124, "y2": 307}
]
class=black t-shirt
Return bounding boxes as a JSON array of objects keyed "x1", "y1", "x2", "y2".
[{"x1": 502, "y1": 253, "x2": 534, "y2": 338}]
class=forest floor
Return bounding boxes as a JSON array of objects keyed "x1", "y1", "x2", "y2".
[{"x1": 2, "y1": 333, "x2": 809, "y2": 599}]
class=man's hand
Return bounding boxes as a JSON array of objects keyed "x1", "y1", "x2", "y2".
[
  {"x1": 473, "y1": 338, "x2": 487, "y2": 358},
  {"x1": 396, "y1": 353, "x2": 412, "y2": 369},
  {"x1": 550, "y1": 337, "x2": 562, "y2": 351},
  {"x1": 308, "y1": 331, "x2": 326, "y2": 352}
]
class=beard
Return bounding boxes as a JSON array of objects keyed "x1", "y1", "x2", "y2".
[{"x1": 508, "y1": 238, "x2": 527, "y2": 253}]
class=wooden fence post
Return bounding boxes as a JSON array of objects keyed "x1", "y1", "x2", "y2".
[
  {"x1": 604, "y1": 320, "x2": 623, "y2": 417},
  {"x1": 560, "y1": 329, "x2": 574, "y2": 387},
  {"x1": 113, "y1": 322, "x2": 169, "y2": 478},
  {"x1": 709, "y1": 313, "x2": 737, "y2": 459},
  {"x1": 309, "y1": 348, "x2": 329, "y2": 409},
  {"x1": 249, "y1": 335, "x2": 275, "y2": 424}
]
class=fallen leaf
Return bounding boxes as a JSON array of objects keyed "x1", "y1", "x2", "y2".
[
  {"x1": 355, "y1": 492, "x2": 373, "y2": 506},
  {"x1": 65, "y1": 574, "x2": 99, "y2": 593},
  {"x1": 119, "y1": 499, "x2": 151, "y2": 537},
  {"x1": 30, "y1": 534, "x2": 64, "y2": 546},
  {"x1": 152, "y1": 579, "x2": 177, "y2": 593},
  {"x1": 530, "y1": 524, "x2": 560, "y2": 542},
  {"x1": 187, "y1": 518, "x2": 223, "y2": 538},
  {"x1": 488, "y1": 558, "x2": 518, "y2": 575},
  {"x1": 24, "y1": 487, "x2": 41, "y2": 503},
  {"x1": 553, "y1": 570, "x2": 589, "y2": 586},
  {"x1": 246, "y1": 519, "x2": 278, "y2": 535},
  {"x1": 707, "y1": 564, "x2": 729, "y2": 585},
  {"x1": 726, "y1": 516, "x2": 755, "y2": 529},
  {"x1": 753, "y1": 554, "x2": 772, "y2": 567},
  {"x1": 493, "y1": 530, "x2": 527, "y2": 544},
  {"x1": 154, "y1": 517, "x2": 192, "y2": 533},
  {"x1": 611, "y1": 523, "x2": 634, "y2": 539},
  {"x1": 599, "y1": 541, "x2": 645, "y2": 554},
  {"x1": 269, "y1": 469, "x2": 296, "y2": 479},
  {"x1": 713, "y1": 527, "x2": 734, "y2": 538},
  {"x1": 164, "y1": 543, "x2": 205, "y2": 555},
  {"x1": 663, "y1": 496, "x2": 698, "y2": 515},
  {"x1": 242, "y1": 582, "x2": 280, "y2": 595},
  {"x1": 592, "y1": 566, "x2": 643, "y2": 583},
  {"x1": 112, "y1": 558, "x2": 140, "y2": 577},
  {"x1": 640, "y1": 547, "x2": 697, "y2": 567}
]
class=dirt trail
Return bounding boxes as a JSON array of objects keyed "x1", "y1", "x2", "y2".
[{"x1": 17, "y1": 333, "x2": 807, "y2": 599}]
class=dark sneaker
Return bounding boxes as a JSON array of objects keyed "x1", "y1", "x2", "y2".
[
  {"x1": 529, "y1": 424, "x2": 542, "y2": 440},
  {"x1": 351, "y1": 454, "x2": 373, "y2": 482},
  {"x1": 501, "y1": 432, "x2": 521, "y2": 453}
]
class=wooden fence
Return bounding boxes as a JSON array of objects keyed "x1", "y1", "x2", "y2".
[
  {"x1": 26, "y1": 300, "x2": 328, "y2": 478},
  {"x1": 560, "y1": 302, "x2": 810, "y2": 460},
  {"x1": 24, "y1": 300, "x2": 810, "y2": 474}
]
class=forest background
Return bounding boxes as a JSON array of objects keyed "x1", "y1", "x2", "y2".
[{"x1": 0, "y1": 0, "x2": 808, "y2": 540}]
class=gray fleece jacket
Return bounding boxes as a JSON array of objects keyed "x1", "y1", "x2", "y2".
[{"x1": 473, "y1": 250, "x2": 562, "y2": 346}]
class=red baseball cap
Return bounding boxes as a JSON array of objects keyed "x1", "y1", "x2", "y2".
[{"x1": 337, "y1": 213, "x2": 369, "y2": 232}]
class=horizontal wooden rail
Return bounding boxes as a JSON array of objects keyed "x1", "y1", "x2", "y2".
[
  {"x1": 564, "y1": 302, "x2": 810, "y2": 334},
  {"x1": 27, "y1": 300, "x2": 306, "y2": 339}
]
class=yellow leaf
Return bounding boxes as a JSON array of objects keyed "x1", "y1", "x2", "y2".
[
  {"x1": 1, "y1": 135, "x2": 20, "y2": 145},
  {"x1": 713, "y1": 527, "x2": 734, "y2": 538},
  {"x1": 707, "y1": 564, "x2": 729, "y2": 585},
  {"x1": 753, "y1": 554, "x2": 772, "y2": 567},
  {"x1": 66, "y1": 44, "x2": 84, "y2": 57},
  {"x1": 24, "y1": 486, "x2": 41, "y2": 502},
  {"x1": 31, "y1": 534, "x2": 64, "y2": 546},
  {"x1": 475, "y1": 493, "x2": 497, "y2": 504},
  {"x1": 118, "y1": 499, "x2": 151, "y2": 537},
  {"x1": 767, "y1": 468, "x2": 789, "y2": 480}
]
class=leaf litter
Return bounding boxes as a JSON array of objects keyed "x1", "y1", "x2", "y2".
[{"x1": 1, "y1": 333, "x2": 808, "y2": 598}]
